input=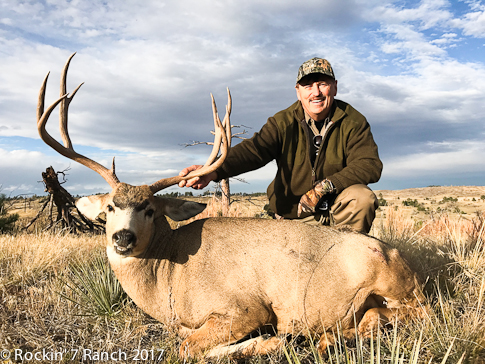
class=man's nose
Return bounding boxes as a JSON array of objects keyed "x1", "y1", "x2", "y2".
[{"x1": 311, "y1": 83, "x2": 321, "y2": 95}]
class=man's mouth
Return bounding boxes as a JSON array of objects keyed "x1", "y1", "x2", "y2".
[{"x1": 310, "y1": 98, "x2": 324, "y2": 104}]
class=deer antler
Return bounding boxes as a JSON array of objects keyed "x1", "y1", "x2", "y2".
[
  {"x1": 37, "y1": 53, "x2": 120, "y2": 188},
  {"x1": 38, "y1": 54, "x2": 231, "y2": 193},
  {"x1": 149, "y1": 89, "x2": 232, "y2": 193}
]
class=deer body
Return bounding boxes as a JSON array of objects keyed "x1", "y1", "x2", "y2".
[
  {"x1": 79, "y1": 183, "x2": 420, "y2": 358},
  {"x1": 38, "y1": 55, "x2": 424, "y2": 359},
  {"x1": 114, "y1": 216, "x2": 417, "y2": 334}
]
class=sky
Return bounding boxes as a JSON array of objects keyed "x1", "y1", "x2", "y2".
[{"x1": 1, "y1": 0, "x2": 485, "y2": 197}]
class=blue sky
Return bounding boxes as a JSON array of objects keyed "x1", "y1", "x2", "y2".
[{"x1": 1, "y1": 0, "x2": 485, "y2": 196}]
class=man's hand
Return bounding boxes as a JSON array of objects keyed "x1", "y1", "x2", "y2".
[
  {"x1": 297, "y1": 179, "x2": 335, "y2": 217},
  {"x1": 178, "y1": 165, "x2": 217, "y2": 190}
]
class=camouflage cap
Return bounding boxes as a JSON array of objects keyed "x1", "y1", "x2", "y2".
[{"x1": 296, "y1": 57, "x2": 335, "y2": 84}]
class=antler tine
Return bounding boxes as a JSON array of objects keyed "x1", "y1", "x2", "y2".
[
  {"x1": 37, "y1": 53, "x2": 120, "y2": 189},
  {"x1": 202, "y1": 93, "x2": 223, "y2": 168},
  {"x1": 203, "y1": 88, "x2": 232, "y2": 165},
  {"x1": 149, "y1": 89, "x2": 232, "y2": 194},
  {"x1": 59, "y1": 52, "x2": 83, "y2": 150},
  {"x1": 223, "y1": 88, "x2": 232, "y2": 148}
]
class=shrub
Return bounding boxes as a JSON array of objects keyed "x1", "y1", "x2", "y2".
[
  {"x1": 440, "y1": 196, "x2": 458, "y2": 204},
  {"x1": 402, "y1": 198, "x2": 421, "y2": 208},
  {"x1": 378, "y1": 193, "x2": 388, "y2": 206},
  {"x1": 0, "y1": 194, "x2": 19, "y2": 233}
]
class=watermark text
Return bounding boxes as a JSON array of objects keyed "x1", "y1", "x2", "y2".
[{"x1": 1, "y1": 348, "x2": 165, "y2": 362}]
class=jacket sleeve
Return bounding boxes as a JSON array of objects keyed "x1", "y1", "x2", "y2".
[
  {"x1": 326, "y1": 118, "x2": 383, "y2": 194},
  {"x1": 215, "y1": 117, "x2": 281, "y2": 180}
]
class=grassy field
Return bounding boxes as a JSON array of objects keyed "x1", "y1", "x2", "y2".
[{"x1": 1, "y1": 188, "x2": 484, "y2": 363}]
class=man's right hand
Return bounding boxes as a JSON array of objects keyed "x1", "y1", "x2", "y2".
[
  {"x1": 297, "y1": 179, "x2": 335, "y2": 217},
  {"x1": 178, "y1": 165, "x2": 217, "y2": 189}
]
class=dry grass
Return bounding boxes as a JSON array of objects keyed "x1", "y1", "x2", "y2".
[
  {"x1": 0, "y1": 192, "x2": 484, "y2": 363},
  {"x1": 0, "y1": 233, "x2": 180, "y2": 363},
  {"x1": 371, "y1": 207, "x2": 485, "y2": 363},
  {"x1": 193, "y1": 194, "x2": 269, "y2": 219}
]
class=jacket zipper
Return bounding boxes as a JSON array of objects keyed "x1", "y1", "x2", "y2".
[{"x1": 311, "y1": 121, "x2": 336, "y2": 185}]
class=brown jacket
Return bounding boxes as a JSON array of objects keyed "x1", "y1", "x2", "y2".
[{"x1": 216, "y1": 99, "x2": 383, "y2": 219}]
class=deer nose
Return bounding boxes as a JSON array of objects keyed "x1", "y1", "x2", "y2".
[{"x1": 112, "y1": 229, "x2": 137, "y2": 247}]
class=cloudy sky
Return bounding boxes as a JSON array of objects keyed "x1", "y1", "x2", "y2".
[{"x1": 1, "y1": 0, "x2": 484, "y2": 197}]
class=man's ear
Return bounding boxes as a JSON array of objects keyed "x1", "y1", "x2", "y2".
[
  {"x1": 295, "y1": 84, "x2": 302, "y2": 101},
  {"x1": 76, "y1": 194, "x2": 109, "y2": 220},
  {"x1": 155, "y1": 197, "x2": 206, "y2": 221}
]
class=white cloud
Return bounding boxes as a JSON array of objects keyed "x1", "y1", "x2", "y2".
[
  {"x1": 369, "y1": 0, "x2": 452, "y2": 28},
  {"x1": 1, "y1": 0, "x2": 485, "y2": 196},
  {"x1": 453, "y1": 9, "x2": 485, "y2": 37},
  {"x1": 431, "y1": 32, "x2": 459, "y2": 45},
  {"x1": 382, "y1": 140, "x2": 485, "y2": 177}
]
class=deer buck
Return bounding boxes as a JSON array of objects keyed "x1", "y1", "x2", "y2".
[{"x1": 38, "y1": 54, "x2": 426, "y2": 359}]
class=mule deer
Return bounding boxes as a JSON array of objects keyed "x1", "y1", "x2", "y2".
[{"x1": 38, "y1": 54, "x2": 425, "y2": 359}]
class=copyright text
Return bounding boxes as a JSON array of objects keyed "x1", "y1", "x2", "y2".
[{"x1": 1, "y1": 348, "x2": 165, "y2": 362}]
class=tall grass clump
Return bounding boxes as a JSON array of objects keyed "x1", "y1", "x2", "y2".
[
  {"x1": 0, "y1": 231, "x2": 176, "y2": 362},
  {"x1": 371, "y1": 210, "x2": 485, "y2": 363},
  {"x1": 61, "y1": 254, "x2": 131, "y2": 317},
  {"x1": 282, "y1": 326, "x2": 466, "y2": 364},
  {"x1": 420, "y1": 214, "x2": 485, "y2": 362}
]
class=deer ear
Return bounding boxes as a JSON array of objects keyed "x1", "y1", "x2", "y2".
[
  {"x1": 156, "y1": 197, "x2": 206, "y2": 221},
  {"x1": 76, "y1": 194, "x2": 109, "y2": 220}
]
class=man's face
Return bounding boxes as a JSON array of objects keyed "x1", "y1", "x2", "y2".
[{"x1": 295, "y1": 74, "x2": 337, "y2": 121}]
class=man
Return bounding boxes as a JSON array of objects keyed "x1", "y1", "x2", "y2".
[{"x1": 179, "y1": 57, "x2": 382, "y2": 233}]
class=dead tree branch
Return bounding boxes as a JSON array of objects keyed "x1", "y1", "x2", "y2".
[
  {"x1": 23, "y1": 166, "x2": 104, "y2": 233},
  {"x1": 182, "y1": 124, "x2": 251, "y2": 216}
]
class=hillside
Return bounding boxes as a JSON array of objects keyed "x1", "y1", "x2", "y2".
[{"x1": 374, "y1": 185, "x2": 485, "y2": 223}]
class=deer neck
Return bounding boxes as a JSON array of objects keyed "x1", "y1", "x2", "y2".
[{"x1": 107, "y1": 218, "x2": 180, "y2": 323}]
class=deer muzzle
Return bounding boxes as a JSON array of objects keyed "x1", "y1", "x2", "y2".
[{"x1": 112, "y1": 229, "x2": 137, "y2": 255}]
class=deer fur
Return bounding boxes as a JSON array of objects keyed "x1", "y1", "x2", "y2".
[{"x1": 77, "y1": 183, "x2": 425, "y2": 359}]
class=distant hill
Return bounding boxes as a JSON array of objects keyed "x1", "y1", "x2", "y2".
[
  {"x1": 375, "y1": 185, "x2": 485, "y2": 200},
  {"x1": 374, "y1": 185, "x2": 485, "y2": 222}
]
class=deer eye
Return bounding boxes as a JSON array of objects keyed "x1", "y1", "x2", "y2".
[
  {"x1": 145, "y1": 209, "x2": 155, "y2": 218},
  {"x1": 107, "y1": 205, "x2": 114, "y2": 212}
]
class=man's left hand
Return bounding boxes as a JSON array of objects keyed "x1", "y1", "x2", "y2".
[{"x1": 297, "y1": 179, "x2": 335, "y2": 217}]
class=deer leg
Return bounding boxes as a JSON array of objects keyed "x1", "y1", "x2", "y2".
[
  {"x1": 179, "y1": 316, "x2": 231, "y2": 358},
  {"x1": 358, "y1": 291, "x2": 428, "y2": 338},
  {"x1": 357, "y1": 307, "x2": 394, "y2": 337},
  {"x1": 358, "y1": 302, "x2": 428, "y2": 338},
  {"x1": 205, "y1": 335, "x2": 283, "y2": 359},
  {"x1": 317, "y1": 327, "x2": 359, "y2": 354},
  {"x1": 179, "y1": 314, "x2": 277, "y2": 359}
]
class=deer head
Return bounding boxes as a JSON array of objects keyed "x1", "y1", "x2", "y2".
[{"x1": 37, "y1": 53, "x2": 232, "y2": 257}]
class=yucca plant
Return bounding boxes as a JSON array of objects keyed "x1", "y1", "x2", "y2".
[{"x1": 61, "y1": 254, "x2": 131, "y2": 317}]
